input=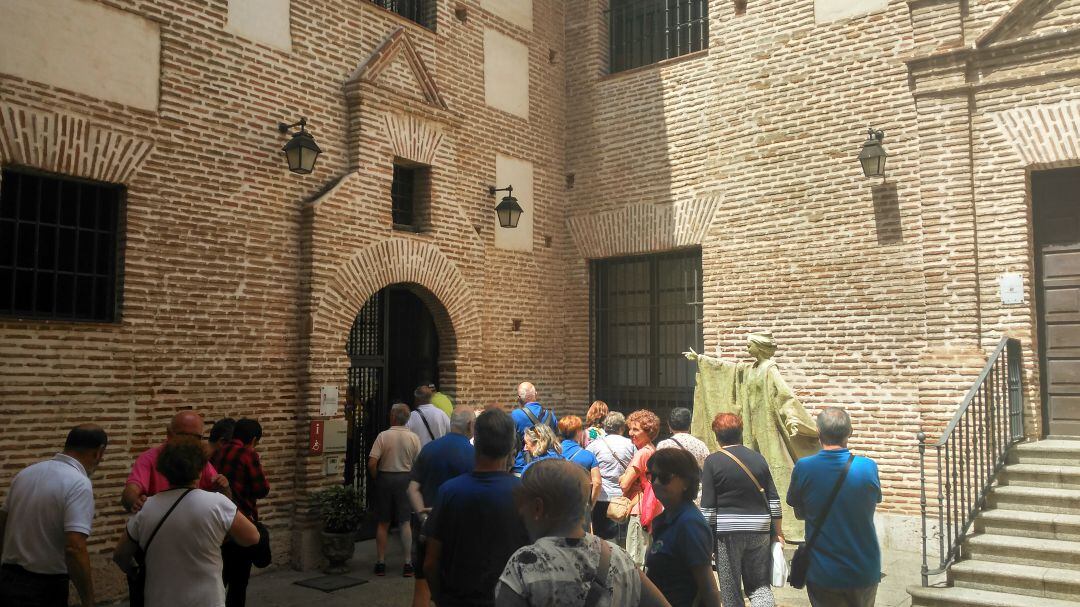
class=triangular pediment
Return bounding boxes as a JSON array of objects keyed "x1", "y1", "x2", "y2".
[
  {"x1": 977, "y1": 0, "x2": 1079, "y2": 47},
  {"x1": 345, "y1": 28, "x2": 448, "y2": 111}
]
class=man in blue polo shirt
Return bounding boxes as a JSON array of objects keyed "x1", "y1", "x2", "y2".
[
  {"x1": 787, "y1": 407, "x2": 882, "y2": 607},
  {"x1": 425, "y1": 408, "x2": 529, "y2": 607},
  {"x1": 407, "y1": 407, "x2": 475, "y2": 607},
  {"x1": 510, "y1": 382, "x2": 558, "y2": 474}
]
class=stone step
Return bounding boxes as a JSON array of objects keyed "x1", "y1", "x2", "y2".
[
  {"x1": 909, "y1": 585, "x2": 1080, "y2": 607},
  {"x1": 988, "y1": 485, "x2": 1080, "y2": 515},
  {"x1": 950, "y1": 560, "x2": 1080, "y2": 601},
  {"x1": 964, "y1": 534, "x2": 1080, "y2": 570},
  {"x1": 976, "y1": 509, "x2": 1080, "y2": 542},
  {"x1": 1009, "y1": 440, "x2": 1080, "y2": 466},
  {"x1": 1001, "y1": 463, "x2": 1080, "y2": 489}
]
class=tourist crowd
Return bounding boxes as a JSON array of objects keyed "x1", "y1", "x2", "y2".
[{"x1": 0, "y1": 380, "x2": 881, "y2": 607}]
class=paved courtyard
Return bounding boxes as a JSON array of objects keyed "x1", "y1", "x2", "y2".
[{"x1": 233, "y1": 531, "x2": 919, "y2": 607}]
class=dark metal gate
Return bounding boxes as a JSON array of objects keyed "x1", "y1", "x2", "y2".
[{"x1": 345, "y1": 290, "x2": 388, "y2": 510}]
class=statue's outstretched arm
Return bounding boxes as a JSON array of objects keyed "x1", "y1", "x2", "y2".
[{"x1": 684, "y1": 346, "x2": 727, "y2": 368}]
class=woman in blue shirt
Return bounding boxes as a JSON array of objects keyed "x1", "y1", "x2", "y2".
[
  {"x1": 557, "y1": 415, "x2": 603, "y2": 509},
  {"x1": 521, "y1": 424, "x2": 562, "y2": 474},
  {"x1": 645, "y1": 448, "x2": 721, "y2": 607}
]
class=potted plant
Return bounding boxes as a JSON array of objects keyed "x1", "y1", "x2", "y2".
[{"x1": 315, "y1": 485, "x2": 363, "y2": 573}]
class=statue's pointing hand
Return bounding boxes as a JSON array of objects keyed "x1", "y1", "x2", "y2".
[{"x1": 684, "y1": 347, "x2": 698, "y2": 361}]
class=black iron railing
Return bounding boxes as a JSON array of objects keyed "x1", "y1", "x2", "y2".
[{"x1": 918, "y1": 337, "x2": 1024, "y2": 586}]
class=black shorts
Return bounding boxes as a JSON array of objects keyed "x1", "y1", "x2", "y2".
[{"x1": 374, "y1": 472, "x2": 412, "y2": 524}]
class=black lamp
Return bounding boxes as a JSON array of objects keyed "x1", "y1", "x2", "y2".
[
  {"x1": 278, "y1": 118, "x2": 321, "y2": 174},
  {"x1": 858, "y1": 128, "x2": 888, "y2": 178},
  {"x1": 490, "y1": 185, "x2": 524, "y2": 228}
]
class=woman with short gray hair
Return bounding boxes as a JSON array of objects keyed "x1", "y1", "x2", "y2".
[{"x1": 586, "y1": 412, "x2": 637, "y2": 541}]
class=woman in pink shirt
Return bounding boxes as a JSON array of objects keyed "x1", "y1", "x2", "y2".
[{"x1": 619, "y1": 409, "x2": 660, "y2": 568}]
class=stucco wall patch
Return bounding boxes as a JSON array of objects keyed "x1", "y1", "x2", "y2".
[
  {"x1": 226, "y1": 0, "x2": 293, "y2": 51},
  {"x1": 484, "y1": 29, "x2": 530, "y2": 120}
]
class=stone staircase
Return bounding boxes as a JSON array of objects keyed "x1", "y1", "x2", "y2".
[{"x1": 909, "y1": 439, "x2": 1080, "y2": 606}]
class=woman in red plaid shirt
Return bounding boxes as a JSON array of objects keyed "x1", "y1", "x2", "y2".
[{"x1": 209, "y1": 418, "x2": 269, "y2": 607}]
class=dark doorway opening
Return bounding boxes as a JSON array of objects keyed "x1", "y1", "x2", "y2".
[
  {"x1": 344, "y1": 285, "x2": 441, "y2": 518},
  {"x1": 1033, "y1": 166, "x2": 1080, "y2": 437}
]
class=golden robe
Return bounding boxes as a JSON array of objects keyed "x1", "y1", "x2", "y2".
[{"x1": 689, "y1": 354, "x2": 819, "y2": 542}]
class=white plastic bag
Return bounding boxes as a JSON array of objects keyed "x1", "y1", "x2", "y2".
[{"x1": 770, "y1": 541, "x2": 787, "y2": 588}]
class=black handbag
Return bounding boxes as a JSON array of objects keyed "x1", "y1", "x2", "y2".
[
  {"x1": 251, "y1": 521, "x2": 272, "y2": 568},
  {"x1": 788, "y1": 454, "x2": 855, "y2": 589},
  {"x1": 129, "y1": 489, "x2": 194, "y2": 607}
]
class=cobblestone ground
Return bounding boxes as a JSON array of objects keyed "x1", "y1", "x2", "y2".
[{"x1": 238, "y1": 532, "x2": 918, "y2": 607}]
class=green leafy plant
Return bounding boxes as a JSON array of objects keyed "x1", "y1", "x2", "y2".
[{"x1": 315, "y1": 485, "x2": 363, "y2": 533}]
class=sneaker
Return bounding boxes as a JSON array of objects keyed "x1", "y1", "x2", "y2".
[
  {"x1": 374, "y1": 562, "x2": 386, "y2": 576},
  {"x1": 403, "y1": 562, "x2": 414, "y2": 577}
]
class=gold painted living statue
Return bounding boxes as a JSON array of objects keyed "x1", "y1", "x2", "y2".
[{"x1": 684, "y1": 331, "x2": 819, "y2": 542}]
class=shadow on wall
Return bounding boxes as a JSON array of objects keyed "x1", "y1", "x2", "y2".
[{"x1": 872, "y1": 181, "x2": 903, "y2": 245}]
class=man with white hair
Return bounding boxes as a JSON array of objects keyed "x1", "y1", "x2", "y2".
[
  {"x1": 369, "y1": 402, "x2": 422, "y2": 577},
  {"x1": 407, "y1": 406, "x2": 475, "y2": 607},
  {"x1": 787, "y1": 407, "x2": 881, "y2": 607},
  {"x1": 510, "y1": 382, "x2": 558, "y2": 474}
]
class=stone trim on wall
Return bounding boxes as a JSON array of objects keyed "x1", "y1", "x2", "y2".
[
  {"x1": 990, "y1": 100, "x2": 1080, "y2": 167},
  {"x1": 566, "y1": 196, "x2": 720, "y2": 259},
  {"x1": 0, "y1": 103, "x2": 153, "y2": 183}
]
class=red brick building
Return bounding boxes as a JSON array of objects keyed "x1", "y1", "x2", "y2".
[{"x1": 2, "y1": 0, "x2": 1079, "y2": 599}]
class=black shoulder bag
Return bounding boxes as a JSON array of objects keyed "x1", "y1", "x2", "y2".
[
  {"x1": 414, "y1": 408, "x2": 436, "y2": 442},
  {"x1": 128, "y1": 488, "x2": 194, "y2": 607},
  {"x1": 788, "y1": 454, "x2": 855, "y2": 589}
]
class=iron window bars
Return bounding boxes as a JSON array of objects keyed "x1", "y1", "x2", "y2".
[
  {"x1": 609, "y1": 0, "x2": 709, "y2": 73},
  {"x1": 391, "y1": 164, "x2": 418, "y2": 229},
  {"x1": 590, "y1": 249, "x2": 703, "y2": 422},
  {"x1": 0, "y1": 168, "x2": 122, "y2": 322},
  {"x1": 368, "y1": 0, "x2": 432, "y2": 28}
]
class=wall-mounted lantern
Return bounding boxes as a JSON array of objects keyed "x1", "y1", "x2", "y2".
[
  {"x1": 278, "y1": 118, "x2": 321, "y2": 174},
  {"x1": 858, "y1": 128, "x2": 888, "y2": 178},
  {"x1": 490, "y1": 184, "x2": 523, "y2": 228}
]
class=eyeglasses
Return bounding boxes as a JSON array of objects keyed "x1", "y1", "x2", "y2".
[{"x1": 645, "y1": 470, "x2": 674, "y2": 486}]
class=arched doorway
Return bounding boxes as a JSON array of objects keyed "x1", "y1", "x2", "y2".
[{"x1": 343, "y1": 284, "x2": 445, "y2": 508}]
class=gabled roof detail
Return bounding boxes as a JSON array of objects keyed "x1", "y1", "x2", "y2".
[
  {"x1": 346, "y1": 28, "x2": 448, "y2": 110},
  {"x1": 977, "y1": 0, "x2": 1075, "y2": 47}
]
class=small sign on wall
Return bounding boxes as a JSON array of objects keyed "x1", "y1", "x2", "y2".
[
  {"x1": 999, "y1": 273, "x2": 1024, "y2": 305},
  {"x1": 309, "y1": 420, "x2": 324, "y2": 454},
  {"x1": 320, "y1": 386, "x2": 339, "y2": 417}
]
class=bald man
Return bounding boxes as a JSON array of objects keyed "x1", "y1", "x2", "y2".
[
  {"x1": 510, "y1": 382, "x2": 558, "y2": 474},
  {"x1": 120, "y1": 410, "x2": 228, "y2": 513}
]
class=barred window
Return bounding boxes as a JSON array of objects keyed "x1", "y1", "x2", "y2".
[
  {"x1": 391, "y1": 161, "x2": 431, "y2": 231},
  {"x1": 368, "y1": 0, "x2": 435, "y2": 29},
  {"x1": 0, "y1": 168, "x2": 122, "y2": 322},
  {"x1": 591, "y1": 249, "x2": 703, "y2": 422},
  {"x1": 609, "y1": 0, "x2": 709, "y2": 73}
]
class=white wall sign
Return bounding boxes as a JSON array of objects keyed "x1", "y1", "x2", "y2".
[
  {"x1": 999, "y1": 273, "x2": 1024, "y2": 305},
  {"x1": 320, "y1": 385, "x2": 339, "y2": 416}
]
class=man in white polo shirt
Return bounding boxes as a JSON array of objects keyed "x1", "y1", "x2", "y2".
[{"x1": 0, "y1": 424, "x2": 107, "y2": 607}]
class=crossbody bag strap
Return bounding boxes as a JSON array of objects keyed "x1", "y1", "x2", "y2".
[
  {"x1": 584, "y1": 539, "x2": 613, "y2": 606},
  {"x1": 670, "y1": 436, "x2": 687, "y2": 450},
  {"x1": 521, "y1": 406, "x2": 544, "y2": 427},
  {"x1": 804, "y1": 454, "x2": 856, "y2": 554},
  {"x1": 570, "y1": 447, "x2": 587, "y2": 464},
  {"x1": 414, "y1": 408, "x2": 435, "y2": 441},
  {"x1": 142, "y1": 488, "x2": 194, "y2": 553},
  {"x1": 599, "y1": 436, "x2": 630, "y2": 469},
  {"x1": 717, "y1": 447, "x2": 768, "y2": 508}
]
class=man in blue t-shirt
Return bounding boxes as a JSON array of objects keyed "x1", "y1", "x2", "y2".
[
  {"x1": 425, "y1": 408, "x2": 529, "y2": 607},
  {"x1": 787, "y1": 407, "x2": 882, "y2": 607},
  {"x1": 407, "y1": 407, "x2": 475, "y2": 607},
  {"x1": 509, "y1": 382, "x2": 558, "y2": 474}
]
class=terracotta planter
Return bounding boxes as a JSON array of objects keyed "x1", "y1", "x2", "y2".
[{"x1": 320, "y1": 530, "x2": 356, "y2": 574}]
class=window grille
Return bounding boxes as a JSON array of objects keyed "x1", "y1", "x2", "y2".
[
  {"x1": 391, "y1": 164, "x2": 417, "y2": 228},
  {"x1": 591, "y1": 249, "x2": 703, "y2": 422},
  {"x1": 609, "y1": 0, "x2": 709, "y2": 73},
  {"x1": 0, "y1": 168, "x2": 122, "y2": 322},
  {"x1": 369, "y1": 0, "x2": 432, "y2": 28}
]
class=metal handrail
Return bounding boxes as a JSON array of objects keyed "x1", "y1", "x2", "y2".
[{"x1": 918, "y1": 337, "x2": 1024, "y2": 586}]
